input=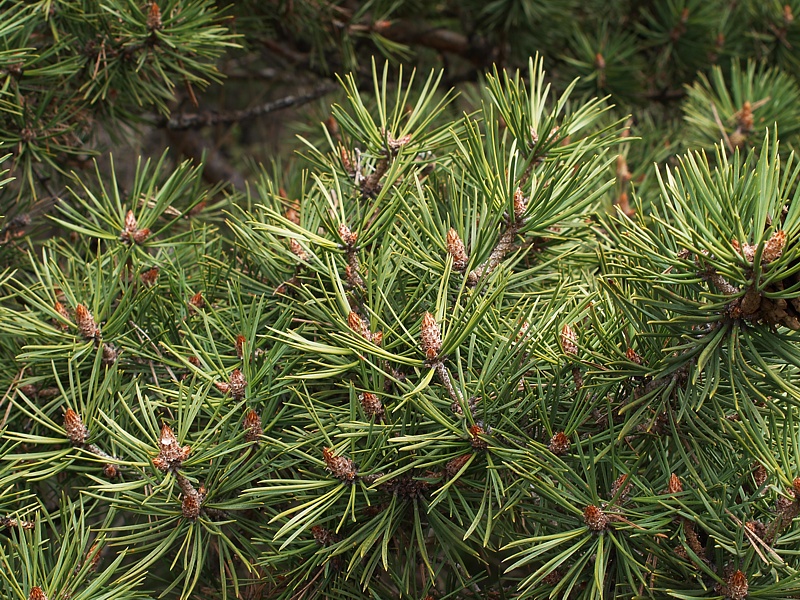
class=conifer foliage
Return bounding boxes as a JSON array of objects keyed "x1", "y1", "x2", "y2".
[{"x1": 4, "y1": 1, "x2": 800, "y2": 599}]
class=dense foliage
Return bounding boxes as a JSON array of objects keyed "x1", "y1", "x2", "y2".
[{"x1": 4, "y1": 1, "x2": 800, "y2": 599}]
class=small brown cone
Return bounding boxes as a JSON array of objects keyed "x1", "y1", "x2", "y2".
[
  {"x1": 101, "y1": 343, "x2": 119, "y2": 365},
  {"x1": 752, "y1": 463, "x2": 767, "y2": 488},
  {"x1": 560, "y1": 324, "x2": 578, "y2": 356},
  {"x1": 154, "y1": 423, "x2": 191, "y2": 472},
  {"x1": 726, "y1": 570, "x2": 748, "y2": 600},
  {"x1": 792, "y1": 476, "x2": 800, "y2": 498},
  {"x1": 548, "y1": 432, "x2": 570, "y2": 456},
  {"x1": 323, "y1": 447, "x2": 358, "y2": 482},
  {"x1": 420, "y1": 312, "x2": 442, "y2": 360},
  {"x1": 64, "y1": 409, "x2": 88, "y2": 445},
  {"x1": 235, "y1": 335, "x2": 246, "y2": 359},
  {"x1": 290, "y1": 238, "x2": 309, "y2": 261},
  {"x1": 54, "y1": 301, "x2": 71, "y2": 330},
  {"x1": 762, "y1": 230, "x2": 786, "y2": 264},
  {"x1": 75, "y1": 304, "x2": 99, "y2": 340},
  {"x1": 243, "y1": 409, "x2": 262, "y2": 443},
  {"x1": 182, "y1": 489, "x2": 203, "y2": 520},
  {"x1": 667, "y1": 473, "x2": 683, "y2": 494},
  {"x1": 146, "y1": 2, "x2": 163, "y2": 31},
  {"x1": 583, "y1": 504, "x2": 608, "y2": 531},
  {"x1": 625, "y1": 347, "x2": 643, "y2": 365},
  {"x1": 446, "y1": 228, "x2": 469, "y2": 271},
  {"x1": 469, "y1": 424, "x2": 488, "y2": 450},
  {"x1": 229, "y1": 368, "x2": 247, "y2": 400},
  {"x1": 140, "y1": 267, "x2": 160, "y2": 287},
  {"x1": 359, "y1": 392, "x2": 384, "y2": 418},
  {"x1": 610, "y1": 473, "x2": 633, "y2": 502},
  {"x1": 188, "y1": 292, "x2": 204, "y2": 312},
  {"x1": 348, "y1": 311, "x2": 371, "y2": 340},
  {"x1": 445, "y1": 453, "x2": 471, "y2": 478},
  {"x1": 103, "y1": 463, "x2": 119, "y2": 479},
  {"x1": 28, "y1": 587, "x2": 48, "y2": 600},
  {"x1": 513, "y1": 187, "x2": 527, "y2": 220}
]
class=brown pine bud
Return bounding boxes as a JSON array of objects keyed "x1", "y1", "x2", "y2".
[
  {"x1": 312, "y1": 525, "x2": 336, "y2": 545},
  {"x1": 64, "y1": 409, "x2": 88, "y2": 445},
  {"x1": 229, "y1": 368, "x2": 246, "y2": 400},
  {"x1": 285, "y1": 199, "x2": 301, "y2": 225},
  {"x1": 469, "y1": 424, "x2": 488, "y2": 450},
  {"x1": 792, "y1": 476, "x2": 800, "y2": 498},
  {"x1": 726, "y1": 570, "x2": 748, "y2": 600},
  {"x1": 243, "y1": 409, "x2": 262, "y2": 443},
  {"x1": 542, "y1": 570, "x2": 563, "y2": 585},
  {"x1": 154, "y1": 423, "x2": 191, "y2": 472},
  {"x1": 762, "y1": 230, "x2": 786, "y2": 264},
  {"x1": 359, "y1": 392, "x2": 384, "y2": 418},
  {"x1": 182, "y1": 489, "x2": 203, "y2": 520},
  {"x1": 53, "y1": 301, "x2": 71, "y2": 330},
  {"x1": 445, "y1": 453, "x2": 471, "y2": 478},
  {"x1": 738, "y1": 101, "x2": 753, "y2": 133},
  {"x1": 338, "y1": 224, "x2": 357, "y2": 247},
  {"x1": 75, "y1": 304, "x2": 99, "y2": 340},
  {"x1": 18, "y1": 384, "x2": 39, "y2": 398},
  {"x1": 752, "y1": 463, "x2": 767, "y2": 488},
  {"x1": 626, "y1": 348, "x2": 643, "y2": 365},
  {"x1": 290, "y1": 238, "x2": 309, "y2": 261},
  {"x1": 583, "y1": 504, "x2": 608, "y2": 531},
  {"x1": 103, "y1": 463, "x2": 119, "y2": 479},
  {"x1": 101, "y1": 343, "x2": 119, "y2": 365},
  {"x1": 513, "y1": 187, "x2": 527, "y2": 220},
  {"x1": 348, "y1": 311, "x2": 371, "y2": 340},
  {"x1": 420, "y1": 312, "x2": 442, "y2": 360},
  {"x1": 548, "y1": 432, "x2": 570, "y2": 456},
  {"x1": 188, "y1": 292, "x2": 204, "y2": 312},
  {"x1": 611, "y1": 473, "x2": 633, "y2": 502},
  {"x1": 385, "y1": 129, "x2": 411, "y2": 151},
  {"x1": 140, "y1": 267, "x2": 160, "y2": 287},
  {"x1": 371, "y1": 330, "x2": 383, "y2": 346},
  {"x1": 131, "y1": 228, "x2": 150, "y2": 244},
  {"x1": 28, "y1": 587, "x2": 48, "y2": 600},
  {"x1": 667, "y1": 473, "x2": 683, "y2": 494},
  {"x1": 123, "y1": 210, "x2": 138, "y2": 233},
  {"x1": 561, "y1": 324, "x2": 578, "y2": 356},
  {"x1": 214, "y1": 381, "x2": 231, "y2": 394},
  {"x1": 146, "y1": 2, "x2": 162, "y2": 30},
  {"x1": 446, "y1": 228, "x2": 469, "y2": 271},
  {"x1": 235, "y1": 335, "x2": 246, "y2": 359},
  {"x1": 323, "y1": 447, "x2": 358, "y2": 482}
]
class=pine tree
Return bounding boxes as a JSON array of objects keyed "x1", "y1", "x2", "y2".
[{"x1": 4, "y1": 1, "x2": 800, "y2": 599}]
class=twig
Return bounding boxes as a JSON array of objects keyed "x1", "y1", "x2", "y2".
[{"x1": 157, "y1": 84, "x2": 336, "y2": 130}]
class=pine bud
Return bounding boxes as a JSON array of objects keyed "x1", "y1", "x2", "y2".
[
  {"x1": 103, "y1": 463, "x2": 119, "y2": 479},
  {"x1": 738, "y1": 101, "x2": 753, "y2": 132},
  {"x1": 385, "y1": 129, "x2": 411, "y2": 152},
  {"x1": 445, "y1": 453, "x2": 471, "y2": 478},
  {"x1": 626, "y1": 348, "x2": 643, "y2": 365},
  {"x1": 359, "y1": 392, "x2": 384, "y2": 418},
  {"x1": 338, "y1": 224, "x2": 357, "y2": 247},
  {"x1": 53, "y1": 301, "x2": 71, "y2": 330},
  {"x1": 188, "y1": 292, "x2": 204, "y2": 312},
  {"x1": 667, "y1": 473, "x2": 683, "y2": 494},
  {"x1": 726, "y1": 570, "x2": 748, "y2": 600},
  {"x1": 548, "y1": 432, "x2": 570, "y2": 456},
  {"x1": 752, "y1": 463, "x2": 767, "y2": 488},
  {"x1": 140, "y1": 267, "x2": 159, "y2": 287},
  {"x1": 153, "y1": 424, "x2": 191, "y2": 472},
  {"x1": 793, "y1": 476, "x2": 800, "y2": 498},
  {"x1": 513, "y1": 187, "x2": 527, "y2": 220},
  {"x1": 311, "y1": 525, "x2": 337, "y2": 545},
  {"x1": 322, "y1": 447, "x2": 358, "y2": 482},
  {"x1": 229, "y1": 368, "x2": 247, "y2": 400},
  {"x1": 75, "y1": 304, "x2": 99, "y2": 340},
  {"x1": 235, "y1": 335, "x2": 246, "y2": 360},
  {"x1": 132, "y1": 228, "x2": 150, "y2": 244},
  {"x1": 560, "y1": 324, "x2": 578, "y2": 356},
  {"x1": 290, "y1": 238, "x2": 309, "y2": 261},
  {"x1": 420, "y1": 312, "x2": 441, "y2": 360},
  {"x1": 762, "y1": 230, "x2": 786, "y2": 263},
  {"x1": 101, "y1": 343, "x2": 119, "y2": 365},
  {"x1": 146, "y1": 2, "x2": 162, "y2": 31},
  {"x1": 446, "y1": 228, "x2": 469, "y2": 271},
  {"x1": 243, "y1": 409, "x2": 262, "y2": 443},
  {"x1": 469, "y1": 424, "x2": 488, "y2": 450},
  {"x1": 348, "y1": 311, "x2": 371, "y2": 340},
  {"x1": 64, "y1": 409, "x2": 88, "y2": 445},
  {"x1": 583, "y1": 504, "x2": 608, "y2": 531},
  {"x1": 28, "y1": 587, "x2": 48, "y2": 600},
  {"x1": 214, "y1": 381, "x2": 231, "y2": 394},
  {"x1": 123, "y1": 210, "x2": 137, "y2": 233},
  {"x1": 182, "y1": 489, "x2": 203, "y2": 520},
  {"x1": 611, "y1": 473, "x2": 633, "y2": 502},
  {"x1": 542, "y1": 570, "x2": 563, "y2": 585}
]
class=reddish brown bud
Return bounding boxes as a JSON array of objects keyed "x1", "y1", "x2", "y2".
[
  {"x1": 131, "y1": 228, "x2": 150, "y2": 244},
  {"x1": 75, "y1": 304, "x2": 99, "y2": 340},
  {"x1": 188, "y1": 292, "x2": 204, "y2": 311},
  {"x1": 123, "y1": 210, "x2": 137, "y2": 232},
  {"x1": 101, "y1": 343, "x2": 118, "y2": 365},
  {"x1": 311, "y1": 525, "x2": 337, "y2": 545},
  {"x1": 560, "y1": 324, "x2": 578, "y2": 356},
  {"x1": 548, "y1": 432, "x2": 570, "y2": 456},
  {"x1": 323, "y1": 447, "x2": 358, "y2": 482},
  {"x1": 445, "y1": 453, "x2": 471, "y2": 478},
  {"x1": 667, "y1": 473, "x2": 683, "y2": 494},
  {"x1": 726, "y1": 570, "x2": 748, "y2": 600},
  {"x1": 140, "y1": 267, "x2": 159, "y2": 287},
  {"x1": 103, "y1": 463, "x2": 119, "y2": 479},
  {"x1": 792, "y1": 476, "x2": 800, "y2": 498},
  {"x1": 594, "y1": 52, "x2": 606, "y2": 70},
  {"x1": 611, "y1": 474, "x2": 633, "y2": 502},
  {"x1": 348, "y1": 311, "x2": 371, "y2": 340},
  {"x1": 752, "y1": 463, "x2": 767, "y2": 488},
  {"x1": 469, "y1": 424, "x2": 488, "y2": 450},
  {"x1": 28, "y1": 587, "x2": 48, "y2": 600},
  {"x1": 229, "y1": 368, "x2": 247, "y2": 400},
  {"x1": 53, "y1": 301, "x2": 71, "y2": 330},
  {"x1": 154, "y1": 424, "x2": 191, "y2": 472},
  {"x1": 290, "y1": 238, "x2": 309, "y2": 261},
  {"x1": 420, "y1": 312, "x2": 442, "y2": 360},
  {"x1": 359, "y1": 392, "x2": 384, "y2": 418},
  {"x1": 338, "y1": 224, "x2": 357, "y2": 246},
  {"x1": 446, "y1": 228, "x2": 469, "y2": 271},
  {"x1": 762, "y1": 230, "x2": 786, "y2": 263},
  {"x1": 64, "y1": 409, "x2": 88, "y2": 445},
  {"x1": 583, "y1": 504, "x2": 608, "y2": 531},
  {"x1": 385, "y1": 129, "x2": 411, "y2": 151},
  {"x1": 214, "y1": 381, "x2": 231, "y2": 394},
  {"x1": 243, "y1": 409, "x2": 262, "y2": 443},
  {"x1": 146, "y1": 2, "x2": 162, "y2": 30},
  {"x1": 182, "y1": 489, "x2": 203, "y2": 520},
  {"x1": 625, "y1": 348, "x2": 643, "y2": 365},
  {"x1": 235, "y1": 335, "x2": 246, "y2": 359}
]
